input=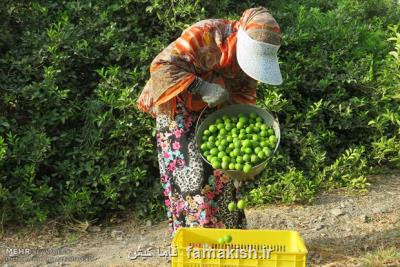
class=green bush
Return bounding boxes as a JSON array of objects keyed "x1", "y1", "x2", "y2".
[
  {"x1": 246, "y1": 0, "x2": 400, "y2": 204},
  {"x1": 0, "y1": 0, "x2": 399, "y2": 225}
]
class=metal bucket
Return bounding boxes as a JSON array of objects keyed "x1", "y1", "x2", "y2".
[{"x1": 195, "y1": 104, "x2": 280, "y2": 181}]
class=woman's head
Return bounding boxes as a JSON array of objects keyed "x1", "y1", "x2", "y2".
[{"x1": 236, "y1": 7, "x2": 282, "y2": 85}]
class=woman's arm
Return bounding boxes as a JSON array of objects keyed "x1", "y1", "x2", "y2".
[{"x1": 137, "y1": 20, "x2": 234, "y2": 116}]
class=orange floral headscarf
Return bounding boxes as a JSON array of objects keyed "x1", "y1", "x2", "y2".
[{"x1": 136, "y1": 7, "x2": 280, "y2": 118}]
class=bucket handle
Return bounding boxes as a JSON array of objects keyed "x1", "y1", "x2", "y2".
[{"x1": 194, "y1": 105, "x2": 209, "y2": 140}]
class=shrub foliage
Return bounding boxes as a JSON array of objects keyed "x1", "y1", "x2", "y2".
[{"x1": 0, "y1": 0, "x2": 399, "y2": 225}]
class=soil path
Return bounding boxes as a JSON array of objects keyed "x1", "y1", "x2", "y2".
[{"x1": 1, "y1": 172, "x2": 399, "y2": 267}]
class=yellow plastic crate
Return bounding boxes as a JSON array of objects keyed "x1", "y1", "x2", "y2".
[{"x1": 171, "y1": 228, "x2": 307, "y2": 267}]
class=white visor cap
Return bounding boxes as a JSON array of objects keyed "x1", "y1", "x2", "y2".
[{"x1": 236, "y1": 27, "x2": 283, "y2": 85}]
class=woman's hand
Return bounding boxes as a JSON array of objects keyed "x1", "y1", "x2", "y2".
[
  {"x1": 200, "y1": 82, "x2": 229, "y2": 107},
  {"x1": 191, "y1": 79, "x2": 229, "y2": 107}
]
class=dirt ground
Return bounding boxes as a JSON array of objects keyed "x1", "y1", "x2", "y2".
[{"x1": 1, "y1": 172, "x2": 399, "y2": 267}]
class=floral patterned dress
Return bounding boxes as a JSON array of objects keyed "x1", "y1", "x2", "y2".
[{"x1": 156, "y1": 96, "x2": 247, "y2": 235}]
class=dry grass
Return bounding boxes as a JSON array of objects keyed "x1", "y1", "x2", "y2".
[
  {"x1": 358, "y1": 246, "x2": 400, "y2": 267},
  {"x1": 312, "y1": 246, "x2": 400, "y2": 266}
]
